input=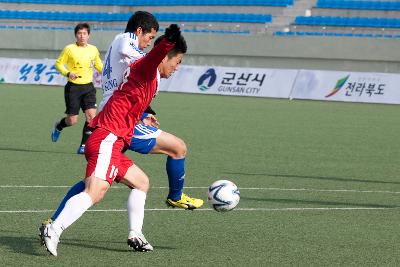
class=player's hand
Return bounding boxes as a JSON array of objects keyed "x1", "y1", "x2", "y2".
[
  {"x1": 69, "y1": 72, "x2": 78, "y2": 80},
  {"x1": 165, "y1": 24, "x2": 181, "y2": 43},
  {"x1": 142, "y1": 114, "x2": 160, "y2": 128}
]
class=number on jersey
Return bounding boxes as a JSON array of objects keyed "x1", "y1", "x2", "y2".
[{"x1": 103, "y1": 46, "x2": 113, "y2": 79}]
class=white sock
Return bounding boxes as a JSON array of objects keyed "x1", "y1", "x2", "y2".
[
  {"x1": 127, "y1": 189, "x2": 147, "y2": 236},
  {"x1": 51, "y1": 192, "x2": 93, "y2": 237}
]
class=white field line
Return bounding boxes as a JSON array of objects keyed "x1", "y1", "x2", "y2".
[
  {"x1": 0, "y1": 207, "x2": 397, "y2": 213},
  {"x1": 1, "y1": 185, "x2": 400, "y2": 194}
]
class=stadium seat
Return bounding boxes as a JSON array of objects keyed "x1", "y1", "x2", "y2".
[
  {"x1": 273, "y1": 30, "x2": 400, "y2": 38},
  {"x1": 0, "y1": 0, "x2": 294, "y2": 6},
  {"x1": 0, "y1": 10, "x2": 272, "y2": 24},
  {"x1": 316, "y1": 0, "x2": 400, "y2": 11},
  {"x1": 295, "y1": 16, "x2": 400, "y2": 28}
]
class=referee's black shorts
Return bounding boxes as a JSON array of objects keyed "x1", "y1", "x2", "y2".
[{"x1": 64, "y1": 82, "x2": 97, "y2": 115}]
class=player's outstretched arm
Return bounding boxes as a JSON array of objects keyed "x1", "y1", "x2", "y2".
[
  {"x1": 94, "y1": 47, "x2": 103, "y2": 73},
  {"x1": 137, "y1": 24, "x2": 181, "y2": 81}
]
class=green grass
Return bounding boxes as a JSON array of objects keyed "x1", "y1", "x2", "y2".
[{"x1": 1, "y1": 84, "x2": 400, "y2": 266}]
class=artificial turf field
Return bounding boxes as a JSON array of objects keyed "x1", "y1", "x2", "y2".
[{"x1": 0, "y1": 83, "x2": 400, "y2": 266}]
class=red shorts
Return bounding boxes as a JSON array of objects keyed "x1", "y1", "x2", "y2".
[{"x1": 85, "y1": 127, "x2": 133, "y2": 185}]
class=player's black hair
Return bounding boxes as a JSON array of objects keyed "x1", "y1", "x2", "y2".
[
  {"x1": 154, "y1": 34, "x2": 187, "y2": 58},
  {"x1": 74, "y1": 22, "x2": 90, "y2": 35},
  {"x1": 125, "y1": 11, "x2": 159, "y2": 34}
]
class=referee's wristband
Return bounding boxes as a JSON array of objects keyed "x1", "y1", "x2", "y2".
[{"x1": 66, "y1": 72, "x2": 70, "y2": 78}]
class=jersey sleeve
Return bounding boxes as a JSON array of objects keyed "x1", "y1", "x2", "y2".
[
  {"x1": 93, "y1": 47, "x2": 103, "y2": 73},
  {"x1": 119, "y1": 37, "x2": 146, "y2": 65},
  {"x1": 55, "y1": 46, "x2": 70, "y2": 76},
  {"x1": 136, "y1": 38, "x2": 175, "y2": 81}
]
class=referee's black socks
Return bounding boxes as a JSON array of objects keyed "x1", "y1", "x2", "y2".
[
  {"x1": 56, "y1": 118, "x2": 68, "y2": 131},
  {"x1": 80, "y1": 121, "x2": 92, "y2": 146}
]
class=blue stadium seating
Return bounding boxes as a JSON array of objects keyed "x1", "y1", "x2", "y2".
[
  {"x1": 0, "y1": 10, "x2": 273, "y2": 23},
  {"x1": 316, "y1": 0, "x2": 400, "y2": 11},
  {"x1": 274, "y1": 31, "x2": 400, "y2": 38},
  {"x1": 0, "y1": 24, "x2": 251, "y2": 34},
  {"x1": 0, "y1": 0, "x2": 294, "y2": 6},
  {"x1": 295, "y1": 16, "x2": 400, "y2": 28}
]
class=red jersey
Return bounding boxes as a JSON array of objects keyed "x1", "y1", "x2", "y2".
[{"x1": 89, "y1": 38, "x2": 175, "y2": 145}]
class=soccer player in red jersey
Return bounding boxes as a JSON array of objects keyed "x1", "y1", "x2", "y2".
[{"x1": 42, "y1": 24, "x2": 185, "y2": 256}]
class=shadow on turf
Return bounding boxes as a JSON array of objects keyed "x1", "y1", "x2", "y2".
[
  {"x1": 0, "y1": 235, "x2": 175, "y2": 256},
  {"x1": 0, "y1": 235, "x2": 44, "y2": 256},
  {"x1": 240, "y1": 196, "x2": 399, "y2": 208},
  {"x1": 0, "y1": 146, "x2": 74, "y2": 155},
  {"x1": 61, "y1": 238, "x2": 176, "y2": 252},
  {"x1": 223, "y1": 172, "x2": 400, "y2": 185}
]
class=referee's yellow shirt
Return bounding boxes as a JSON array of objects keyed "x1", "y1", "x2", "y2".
[{"x1": 55, "y1": 43, "x2": 103, "y2": 85}]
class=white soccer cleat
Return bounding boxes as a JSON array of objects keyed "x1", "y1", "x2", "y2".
[
  {"x1": 38, "y1": 218, "x2": 52, "y2": 245},
  {"x1": 42, "y1": 224, "x2": 60, "y2": 256},
  {"x1": 127, "y1": 230, "x2": 153, "y2": 252}
]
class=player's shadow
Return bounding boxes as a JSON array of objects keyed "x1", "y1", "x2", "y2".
[
  {"x1": 63, "y1": 238, "x2": 176, "y2": 252},
  {"x1": 223, "y1": 171, "x2": 400, "y2": 185},
  {"x1": 240, "y1": 196, "x2": 399, "y2": 208},
  {"x1": 0, "y1": 146, "x2": 73, "y2": 155},
  {"x1": 0, "y1": 235, "x2": 44, "y2": 256},
  {"x1": 0, "y1": 234, "x2": 175, "y2": 256}
]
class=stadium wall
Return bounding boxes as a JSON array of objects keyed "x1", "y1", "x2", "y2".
[{"x1": 0, "y1": 29, "x2": 399, "y2": 73}]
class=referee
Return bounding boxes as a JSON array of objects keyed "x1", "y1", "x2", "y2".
[{"x1": 52, "y1": 22, "x2": 103, "y2": 154}]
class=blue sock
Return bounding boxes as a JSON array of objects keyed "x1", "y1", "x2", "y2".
[
  {"x1": 166, "y1": 157, "x2": 185, "y2": 201},
  {"x1": 51, "y1": 180, "x2": 85, "y2": 220}
]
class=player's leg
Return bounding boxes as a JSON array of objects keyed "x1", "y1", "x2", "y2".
[
  {"x1": 77, "y1": 83, "x2": 97, "y2": 154},
  {"x1": 51, "y1": 82, "x2": 80, "y2": 142},
  {"x1": 77, "y1": 108, "x2": 95, "y2": 154},
  {"x1": 51, "y1": 175, "x2": 108, "y2": 234},
  {"x1": 117, "y1": 159, "x2": 153, "y2": 252},
  {"x1": 41, "y1": 177, "x2": 106, "y2": 256},
  {"x1": 38, "y1": 179, "x2": 86, "y2": 246},
  {"x1": 150, "y1": 131, "x2": 186, "y2": 198},
  {"x1": 53, "y1": 180, "x2": 86, "y2": 220},
  {"x1": 41, "y1": 128, "x2": 121, "y2": 256},
  {"x1": 129, "y1": 125, "x2": 203, "y2": 209},
  {"x1": 151, "y1": 131, "x2": 203, "y2": 209}
]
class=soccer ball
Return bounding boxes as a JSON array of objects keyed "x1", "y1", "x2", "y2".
[{"x1": 208, "y1": 180, "x2": 240, "y2": 212}]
